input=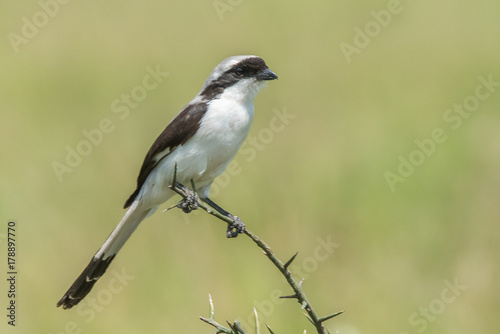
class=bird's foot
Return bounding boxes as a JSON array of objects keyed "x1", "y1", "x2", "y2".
[
  {"x1": 167, "y1": 185, "x2": 199, "y2": 213},
  {"x1": 226, "y1": 216, "x2": 245, "y2": 238},
  {"x1": 178, "y1": 188, "x2": 199, "y2": 213}
]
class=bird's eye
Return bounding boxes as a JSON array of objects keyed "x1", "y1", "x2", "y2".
[{"x1": 235, "y1": 67, "x2": 244, "y2": 76}]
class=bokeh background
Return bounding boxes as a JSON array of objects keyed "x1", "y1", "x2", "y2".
[{"x1": 2, "y1": 1, "x2": 499, "y2": 333}]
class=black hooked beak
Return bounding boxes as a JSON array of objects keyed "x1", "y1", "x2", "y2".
[{"x1": 255, "y1": 68, "x2": 278, "y2": 81}]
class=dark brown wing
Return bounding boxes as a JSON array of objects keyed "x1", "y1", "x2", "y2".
[{"x1": 124, "y1": 102, "x2": 208, "y2": 208}]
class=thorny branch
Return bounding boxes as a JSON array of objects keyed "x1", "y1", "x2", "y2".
[{"x1": 166, "y1": 171, "x2": 343, "y2": 333}]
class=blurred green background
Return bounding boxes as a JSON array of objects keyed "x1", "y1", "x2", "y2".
[{"x1": 1, "y1": 0, "x2": 499, "y2": 333}]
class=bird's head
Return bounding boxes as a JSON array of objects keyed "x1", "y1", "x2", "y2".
[{"x1": 199, "y1": 55, "x2": 278, "y2": 102}]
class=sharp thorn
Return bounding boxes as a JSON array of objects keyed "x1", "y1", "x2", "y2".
[
  {"x1": 279, "y1": 294, "x2": 298, "y2": 299},
  {"x1": 265, "y1": 324, "x2": 275, "y2": 334},
  {"x1": 226, "y1": 321, "x2": 235, "y2": 331},
  {"x1": 190, "y1": 178, "x2": 197, "y2": 194},
  {"x1": 208, "y1": 293, "x2": 215, "y2": 320},
  {"x1": 164, "y1": 202, "x2": 180, "y2": 212},
  {"x1": 254, "y1": 308, "x2": 260, "y2": 334},
  {"x1": 319, "y1": 311, "x2": 344, "y2": 323},
  {"x1": 284, "y1": 252, "x2": 298, "y2": 270},
  {"x1": 172, "y1": 162, "x2": 178, "y2": 186}
]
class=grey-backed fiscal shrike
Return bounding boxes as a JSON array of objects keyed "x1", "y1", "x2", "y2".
[{"x1": 57, "y1": 55, "x2": 278, "y2": 309}]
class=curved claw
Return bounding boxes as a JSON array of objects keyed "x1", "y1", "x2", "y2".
[{"x1": 226, "y1": 216, "x2": 245, "y2": 238}]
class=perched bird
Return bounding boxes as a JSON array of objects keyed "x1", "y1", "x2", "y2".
[{"x1": 57, "y1": 55, "x2": 278, "y2": 309}]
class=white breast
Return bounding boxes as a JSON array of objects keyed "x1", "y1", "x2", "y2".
[{"x1": 137, "y1": 81, "x2": 261, "y2": 207}]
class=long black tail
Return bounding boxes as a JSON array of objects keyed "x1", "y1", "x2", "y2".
[
  {"x1": 57, "y1": 201, "x2": 151, "y2": 310},
  {"x1": 57, "y1": 255, "x2": 115, "y2": 309}
]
